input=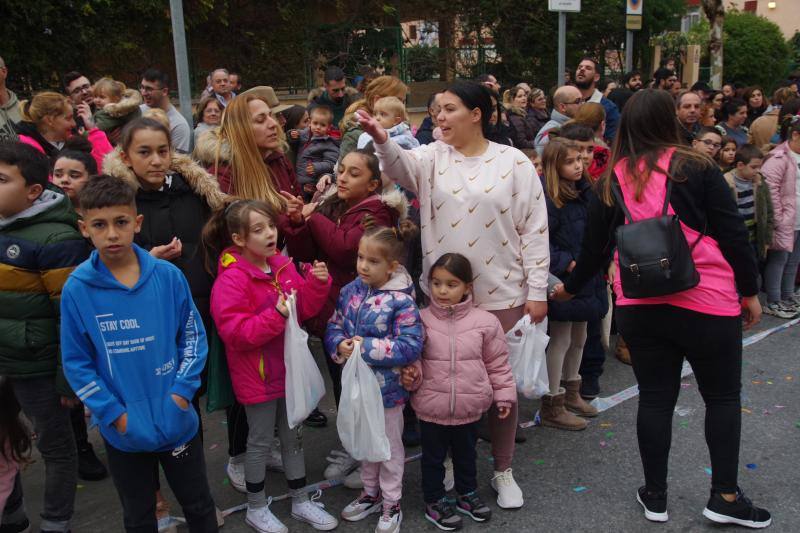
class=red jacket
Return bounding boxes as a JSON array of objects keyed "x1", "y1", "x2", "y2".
[
  {"x1": 210, "y1": 249, "x2": 331, "y2": 405},
  {"x1": 284, "y1": 188, "x2": 406, "y2": 338}
]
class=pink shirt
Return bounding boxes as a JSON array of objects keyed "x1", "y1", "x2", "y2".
[
  {"x1": 613, "y1": 148, "x2": 741, "y2": 316},
  {"x1": 0, "y1": 445, "x2": 19, "y2": 513}
]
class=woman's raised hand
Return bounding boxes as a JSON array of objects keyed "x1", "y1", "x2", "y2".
[
  {"x1": 355, "y1": 110, "x2": 388, "y2": 144},
  {"x1": 280, "y1": 190, "x2": 305, "y2": 224}
]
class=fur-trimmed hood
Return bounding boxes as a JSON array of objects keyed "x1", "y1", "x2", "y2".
[
  {"x1": 307, "y1": 86, "x2": 360, "y2": 103},
  {"x1": 102, "y1": 147, "x2": 226, "y2": 210},
  {"x1": 103, "y1": 89, "x2": 143, "y2": 118},
  {"x1": 193, "y1": 127, "x2": 230, "y2": 167},
  {"x1": 317, "y1": 182, "x2": 409, "y2": 221}
]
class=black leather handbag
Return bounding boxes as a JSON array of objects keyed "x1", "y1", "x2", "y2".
[{"x1": 612, "y1": 177, "x2": 703, "y2": 298}]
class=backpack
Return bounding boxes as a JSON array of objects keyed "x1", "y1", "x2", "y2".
[{"x1": 612, "y1": 174, "x2": 703, "y2": 298}]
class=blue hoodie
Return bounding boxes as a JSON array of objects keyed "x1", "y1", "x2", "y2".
[{"x1": 60, "y1": 244, "x2": 207, "y2": 453}]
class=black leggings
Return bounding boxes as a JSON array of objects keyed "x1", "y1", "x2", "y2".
[{"x1": 616, "y1": 305, "x2": 742, "y2": 494}]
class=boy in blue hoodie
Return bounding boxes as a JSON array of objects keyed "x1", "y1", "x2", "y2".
[{"x1": 60, "y1": 174, "x2": 218, "y2": 532}]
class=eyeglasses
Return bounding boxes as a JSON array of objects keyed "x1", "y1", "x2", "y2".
[
  {"x1": 698, "y1": 139, "x2": 722, "y2": 149},
  {"x1": 139, "y1": 85, "x2": 164, "y2": 94},
  {"x1": 567, "y1": 98, "x2": 585, "y2": 105},
  {"x1": 69, "y1": 83, "x2": 91, "y2": 96}
]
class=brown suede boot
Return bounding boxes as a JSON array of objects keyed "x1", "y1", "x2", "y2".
[
  {"x1": 562, "y1": 379, "x2": 599, "y2": 418},
  {"x1": 615, "y1": 336, "x2": 632, "y2": 365},
  {"x1": 539, "y1": 389, "x2": 588, "y2": 431}
]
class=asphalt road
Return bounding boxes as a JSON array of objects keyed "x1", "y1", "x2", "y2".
[{"x1": 17, "y1": 316, "x2": 800, "y2": 533}]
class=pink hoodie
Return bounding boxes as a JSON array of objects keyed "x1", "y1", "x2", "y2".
[
  {"x1": 409, "y1": 295, "x2": 516, "y2": 426},
  {"x1": 19, "y1": 127, "x2": 113, "y2": 175},
  {"x1": 210, "y1": 248, "x2": 331, "y2": 405}
]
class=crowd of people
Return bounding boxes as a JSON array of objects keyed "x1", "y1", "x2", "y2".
[{"x1": 0, "y1": 51, "x2": 791, "y2": 533}]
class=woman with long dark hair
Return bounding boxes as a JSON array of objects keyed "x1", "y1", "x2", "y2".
[{"x1": 552, "y1": 89, "x2": 771, "y2": 528}]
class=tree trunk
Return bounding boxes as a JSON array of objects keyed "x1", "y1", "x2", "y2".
[
  {"x1": 701, "y1": 0, "x2": 724, "y2": 89},
  {"x1": 437, "y1": 15, "x2": 455, "y2": 82}
]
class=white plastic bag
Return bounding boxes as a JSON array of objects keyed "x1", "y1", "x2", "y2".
[
  {"x1": 506, "y1": 315, "x2": 550, "y2": 399},
  {"x1": 283, "y1": 293, "x2": 326, "y2": 429},
  {"x1": 336, "y1": 341, "x2": 391, "y2": 462}
]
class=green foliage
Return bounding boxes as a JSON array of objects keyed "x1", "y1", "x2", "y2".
[
  {"x1": 686, "y1": 18, "x2": 710, "y2": 49},
  {"x1": 723, "y1": 11, "x2": 791, "y2": 90},
  {"x1": 405, "y1": 45, "x2": 440, "y2": 82}
]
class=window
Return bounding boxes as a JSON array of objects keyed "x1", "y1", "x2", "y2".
[{"x1": 744, "y1": 1, "x2": 758, "y2": 12}]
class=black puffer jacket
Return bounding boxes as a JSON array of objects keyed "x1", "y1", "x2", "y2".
[{"x1": 546, "y1": 178, "x2": 608, "y2": 322}]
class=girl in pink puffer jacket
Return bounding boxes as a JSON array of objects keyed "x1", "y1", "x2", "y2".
[{"x1": 402, "y1": 253, "x2": 516, "y2": 530}]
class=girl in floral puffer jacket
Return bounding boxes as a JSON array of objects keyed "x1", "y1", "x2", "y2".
[
  {"x1": 402, "y1": 253, "x2": 516, "y2": 530},
  {"x1": 325, "y1": 226, "x2": 423, "y2": 532}
]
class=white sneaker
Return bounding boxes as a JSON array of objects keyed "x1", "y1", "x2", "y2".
[
  {"x1": 246, "y1": 500, "x2": 288, "y2": 533},
  {"x1": 291, "y1": 490, "x2": 339, "y2": 531},
  {"x1": 226, "y1": 457, "x2": 246, "y2": 493},
  {"x1": 265, "y1": 438, "x2": 284, "y2": 473},
  {"x1": 375, "y1": 503, "x2": 402, "y2": 533},
  {"x1": 491, "y1": 468, "x2": 524, "y2": 509},
  {"x1": 323, "y1": 449, "x2": 359, "y2": 479},
  {"x1": 443, "y1": 457, "x2": 454, "y2": 492},
  {"x1": 344, "y1": 466, "x2": 364, "y2": 489}
]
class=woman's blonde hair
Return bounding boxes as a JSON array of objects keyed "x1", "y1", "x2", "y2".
[
  {"x1": 19, "y1": 92, "x2": 70, "y2": 125},
  {"x1": 572, "y1": 102, "x2": 606, "y2": 133},
  {"x1": 142, "y1": 108, "x2": 170, "y2": 129},
  {"x1": 93, "y1": 78, "x2": 125, "y2": 103},
  {"x1": 216, "y1": 94, "x2": 285, "y2": 213},
  {"x1": 542, "y1": 139, "x2": 581, "y2": 208},
  {"x1": 339, "y1": 76, "x2": 409, "y2": 131}
]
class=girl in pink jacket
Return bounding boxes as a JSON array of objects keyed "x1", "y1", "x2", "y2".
[
  {"x1": 207, "y1": 199, "x2": 339, "y2": 533},
  {"x1": 402, "y1": 253, "x2": 516, "y2": 531}
]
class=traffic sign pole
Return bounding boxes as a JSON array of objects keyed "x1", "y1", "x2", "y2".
[{"x1": 558, "y1": 12, "x2": 566, "y2": 86}]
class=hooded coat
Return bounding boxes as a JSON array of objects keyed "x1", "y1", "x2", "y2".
[
  {"x1": 324, "y1": 267, "x2": 423, "y2": 409},
  {"x1": 505, "y1": 105, "x2": 538, "y2": 149},
  {"x1": 294, "y1": 129, "x2": 340, "y2": 187},
  {"x1": 103, "y1": 149, "x2": 225, "y2": 323},
  {"x1": 760, "y1": 141, "x2": 798, "y2": 252},
  {"x1": 0, "y1": 185, "x2": 89, "y2": 392},
  {"x1": 283, "y1": 187, "x2": 407, "y2": 338},
  {"x1": 210, "y1": 249, "x2": 330, "y2": 405},
  {"x1": 93, "y1": 89, "x2": 143, "y2": 146}
]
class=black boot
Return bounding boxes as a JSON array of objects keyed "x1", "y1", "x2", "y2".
[{"x1": 77, "y1": 442, "x2": 108, "y2": 481}]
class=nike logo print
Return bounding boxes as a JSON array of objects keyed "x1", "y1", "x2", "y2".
[
  {"x1": 485, "y1": 218, "x2": 496, "y2": 229},
  {"x1": 523, "y1": 243, "x2": 530, "y2": 250},
  {"x1": 436, "y1": 200, "x2": 446, "y2": 210},
  {"x1": 512, "y1": 191, "x2": 520, "y2": 198},
  {"x1": 425, "y1": 249, "x2": 434, "y2": 256},
  {"x1": 516, "y1": 160, "x2": 527, "y2": 165},
  {"x1": 455, "y1": 159, "x2": 463, "y2": 163},
  {"x1": 439, "y1": 168, "x2": 448, "y2": 175},
  {"x1": 469, "y1": 173, "x2": 479, "y2": 181},
  {"x1": 485, "y1": 185, "x2": 496, "y2": 193},
  {"x1": 485, "y1": 255, "x2": 495, "y2": 265},
  {"x1": 392, "y1": 154, "x2": 401, "y2": 165},
  {"x1": 451, "y1": 218, "x2": 463, "y2": 228},
  {"x1": 172, "y1": 443, "x2": 189, "y2": 457},
  {"x1": 501, "y1": 239, "x2": 509, "y2": 247},
  {"x1": 500, "y1": 207, "x2": 510, "y2": 214},
  {"x1": 453, "y1": 186, "x2": 464, "y2": 195},
  {"x1": 504, "y1": 269, "x2": 512, "y2": 280},
  {"x1": 473, "y1": 273, "x2": 481, "y2": 282},
  {"x1": 484, "y1": 156, "x2": 495, "y2": 164},
  {"x1": 488, "y1": 286, "x2": 499, "y2": 295},
  {"x1": 420, "y1": 224, "x2": 426, "y2": 230},
  {"x1": 468, "y1": 238, "x2": 480, "y2": 247},
  {"x1": 536, "y1": 190, "x2": 542, "y2": 200},
  {"x1": 539, "y1": 226, "x2": 547, "y2": 234},
  {"x1": 500, "y1": 169, "x2": 512, "y2": 180},
  {"x1": 438, "y1": 235, "x2": 445, "y2": 243},
  {"x1": 468, "y1": 204, "x2": 478, "y2": 213},
  {"x1": 536, "y1": 257, "x2": 547, "y2": 265},
  {"x1": 499, "y1": 147, "x2": 509, "y2": 153}
]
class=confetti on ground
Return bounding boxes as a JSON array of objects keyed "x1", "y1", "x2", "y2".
[
  {"x1": 222, "y1": 478, "x2": 230, "y2": 486},
  {"x1": 533, "y1": 459, "x2": 545, "y2": 465},
  {"x1": 704, "y1": 467, "x2": 713, "y2": 476},
  {"x1": 674, "y1": 406, "x2": 694, "y2": 417},
  {"x1": 752, "y1": 381, "x2": 762, "y2": 385},
  {"x1": 775, "y1": 405, "x2": 785, "y2": 409},
  {"x1": 573, "y1": 486, "x2": 588, "y2": 493},
  {"x1": 679, "y1": 421, "x2": 689, "y2": 428},
  {"x1": 605, "y1": 431, "x2": 615, "y2": 438},
  {"x1": 795, "y1": 421, "x2": 800, "y2": 429},
  {"x1": 209, "y1": 444, "x2": 219, "y2": 451},
  {"x1": 519, "y1": 420, "x2": 537, "y2": 429},
  {"x1": 77, "y1": 484, "x2": 85, "y2": 489},
  {"x1": 767, "y1": 381, "x2": 774, "y2": 385},
  {"x1": 746, "y1": 463, "x2": 757, "y2": 470},
  {"x1": 742, "y1": 408, "x2": 753, "y2": 414},
  {"x1": 600, "y1": 422, "x2": 613, "y2": 428},
  {"x1": 786, "y1": 376, "x2": 794, "y2": 381},
  {"x1": 221, "y1": 420, "x2": 227, "y2": 425},
  {"x1": 763, "y1": 410, "x2": 772, "y2": 416},
  {"x1": 599, "y1": 440, "x2": 607, "y2": 448}
]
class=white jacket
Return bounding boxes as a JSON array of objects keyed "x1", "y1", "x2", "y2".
[{"x1": 375, "y1": 138, "x2": 550, "y2": 310}]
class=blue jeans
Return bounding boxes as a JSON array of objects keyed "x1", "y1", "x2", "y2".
[{"x1": 764, "y1": 231, "x2": 800, "y2": 303}]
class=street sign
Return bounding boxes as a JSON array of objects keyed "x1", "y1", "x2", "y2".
[
  {"x1": 626, "y1": 15, "x2": 642, "y2": 30},
  {"x1": 549, "y1": 0, "x2": 581, "y2": 12},
  {"x1": 627, "y1": 0, "x2": 643, "y2": 16}
]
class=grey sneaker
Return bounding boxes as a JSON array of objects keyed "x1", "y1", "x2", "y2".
[
  {"x1": 341, "y1": 492, "x2": 383, "y2": 522},
  {"x1": 425, "y1": 498, "x2": 462, "y2": 531},
  {"x1": 763, "y1": 302, "x2": 797, "y2": 319}
]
